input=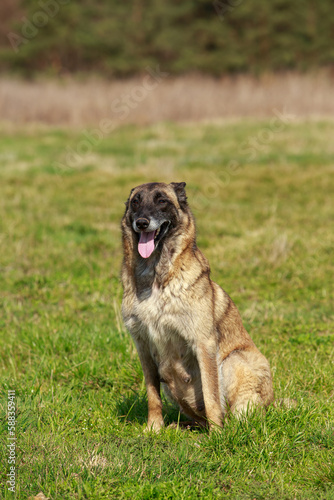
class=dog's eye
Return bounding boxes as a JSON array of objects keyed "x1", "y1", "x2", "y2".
[
  {"x1": 158, "y1": 198, "x2": 167, "y2": 205},
  {"x1": 131, "y1": 199, "x2": 139, "y2": 207}
]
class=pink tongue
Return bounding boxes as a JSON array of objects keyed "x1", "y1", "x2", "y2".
[{"x1": 138, "y1": 231, "x2": 156, "y2": 258}]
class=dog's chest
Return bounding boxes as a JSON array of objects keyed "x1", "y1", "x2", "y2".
[{"x1": 135, "y1": 279, "x2": 191, "y2": 341}]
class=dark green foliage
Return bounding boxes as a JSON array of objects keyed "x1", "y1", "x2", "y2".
[{"x1": 1, "y1": 0, "x2": 334, "y2": 76}]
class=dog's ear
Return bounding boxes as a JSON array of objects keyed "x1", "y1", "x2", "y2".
[{"x1": 170, "y1": 182, "x2": 187, "y2": 208}]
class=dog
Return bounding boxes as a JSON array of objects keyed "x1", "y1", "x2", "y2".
[{"x1": 121, "y1": 182, "x2": 274, "y2": 431}]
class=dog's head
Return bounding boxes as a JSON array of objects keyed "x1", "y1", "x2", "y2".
[{"x1": 123, "y1": 182, "x2": 188, "y2": 259}]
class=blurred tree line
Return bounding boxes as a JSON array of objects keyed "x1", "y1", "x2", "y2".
[{"x1": 1, "y1": 0, "x2": 333, "y2": 77}]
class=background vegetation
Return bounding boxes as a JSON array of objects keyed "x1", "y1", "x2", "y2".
[
  {"x1": 0, "y1": 120, "x2": 333, "y2": 498},
  {"x1": 1, "y1": 0, "x2": 334, "y2": 76}
]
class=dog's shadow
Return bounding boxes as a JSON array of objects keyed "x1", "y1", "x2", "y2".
[{"x1": 116, "y1": 392, "x2": 192, "y2": 428}]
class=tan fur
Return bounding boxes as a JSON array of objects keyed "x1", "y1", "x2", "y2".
[{"x1": 121, "y1": 182, "x2": 274, "y2": 431}]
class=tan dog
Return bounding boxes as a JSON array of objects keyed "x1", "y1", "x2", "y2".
[{"x1": 121, "y1": 182, "x2": 274, "y2": 431}]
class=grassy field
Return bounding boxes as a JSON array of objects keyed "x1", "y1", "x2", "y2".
[{"x1": 0, "y1": 119, "x2": 333, "y2": 499}]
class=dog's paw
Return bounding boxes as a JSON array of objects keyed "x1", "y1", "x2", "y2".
[
  {"x1": 273, "y1": 398, "x2": 298, "y2": 409},
  {"x1": 208, "y1": 420, "x2": 224, "y2": 434},
  {"x1": 144, "y1": 418, "x2": 164, "y2": 433}
]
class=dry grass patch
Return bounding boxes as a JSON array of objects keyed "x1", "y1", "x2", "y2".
[{"x1": 1, "y1": 72, "x2": 334, "y2": 128}]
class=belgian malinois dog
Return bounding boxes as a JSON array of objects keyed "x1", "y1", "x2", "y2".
[{"x1": 121, "y1": 182, "x2": 274, "y2": 431}]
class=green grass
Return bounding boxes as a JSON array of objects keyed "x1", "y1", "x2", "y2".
[{"x1": 0, "y1": 120, "x2": 333, "y2": 499}]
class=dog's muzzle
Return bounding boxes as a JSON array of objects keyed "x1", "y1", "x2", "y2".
[{"x1": 132, "y1": 217, "x2": 170, "y2": 259}]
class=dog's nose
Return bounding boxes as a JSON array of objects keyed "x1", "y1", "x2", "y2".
[{"x1": 136, "y1": 218, "x2": 150, "y2": 230}]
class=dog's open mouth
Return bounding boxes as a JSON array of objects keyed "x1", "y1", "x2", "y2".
[{"x1": 138, "y1": 221, "x2": 169, "y2": 258}]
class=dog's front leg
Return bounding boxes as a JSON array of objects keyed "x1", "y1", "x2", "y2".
[
  {"x1": 134, "y1": 339, "x2": 164, "y2": 432},
  {"x1": 197, "y1": 340, "x2": 224, "y2": 431}
]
